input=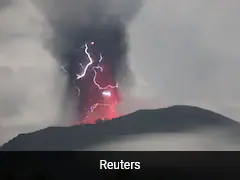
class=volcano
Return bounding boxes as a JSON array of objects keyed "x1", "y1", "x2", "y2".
[{"x1": 1, "y1": 105, "x2": 240, "y2": 151}]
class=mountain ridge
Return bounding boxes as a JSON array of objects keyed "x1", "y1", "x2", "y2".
[{"x1": 1, "y1": 105, "x2": 240, "y2": 151}]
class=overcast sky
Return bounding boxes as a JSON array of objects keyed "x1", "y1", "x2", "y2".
[
  {"x1": 125, "y1": 0, "x2": 240, "y2": 119},
  {"x1": 1, "y1": 0, "x2": 240, "y2": 145}
]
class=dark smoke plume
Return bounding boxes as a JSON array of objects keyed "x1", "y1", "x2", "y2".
[{"x1": 33, "y1": 0, "x2": 143, "y2": 123}]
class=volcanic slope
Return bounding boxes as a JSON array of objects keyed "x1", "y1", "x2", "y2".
[{"x1": 1, "y1": 105, "x2": 240, "y2": 151}]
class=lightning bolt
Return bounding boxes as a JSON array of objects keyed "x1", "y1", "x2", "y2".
[
  {"x1": 102, "y1": 91, "x2": 111, "y2": 97},
  {"x1": 92, "y1": 65, "x2": 119, "y2": 90},
  {"x1": 76, "y1": 87, "x2": 81, "y2": 96},
  {"x1": 76, "y1": 43, "x2": 93, "y2": 79},
  {"x1": 60, "y1": 66, "x2": 68, "y2": 73},
  {"x1": 99, "y1": 54, "x2": 103, "y2": 62},
  {"x1": 90, "y1": 103, "x2": 111, "y2": 112},
  {"x1": 62, "y1": 41, "x2": 119, "y2": 123},
  {"x1": 79, "y1": 63, "x2": 84, "y2": 69}
]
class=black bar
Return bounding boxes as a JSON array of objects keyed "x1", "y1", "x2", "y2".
[{"x1": 1, "y1": 152, "x2": 240, "y2": 179}]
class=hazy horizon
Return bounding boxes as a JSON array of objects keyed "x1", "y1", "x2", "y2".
[{"x1": 1, "y1": 0, "x2": 240, "y2": 148}]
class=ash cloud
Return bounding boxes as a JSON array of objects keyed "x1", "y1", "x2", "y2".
[
  {"x1": 0, "y1": 0, "x2": 13, "y2": 10},
  {"x1": 0, "y1": 0, "x2": 143, "y2": 144},
  {"x1": 33, "y1": 0, "x2": 143, "y2": 120},
  {"x1": 2, "y1": 0, "x2": 240, "y2": 151}
]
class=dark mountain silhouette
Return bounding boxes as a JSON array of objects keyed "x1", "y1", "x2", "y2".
[{"x1": 1, "y1": 105, "x2": 240, "y2": 151}]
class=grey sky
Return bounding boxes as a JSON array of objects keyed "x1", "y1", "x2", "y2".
[
  {"x1": 1, "y1": 0, "x2": 240, "y2": 146},
  {"x1": 0, "y1": 0, "x2": 66, "y2": 144},
  {"x1": 125, "y1": 0, "x2": 240, "y2": 120}
]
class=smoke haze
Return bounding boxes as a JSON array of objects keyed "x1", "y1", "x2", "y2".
[
  {"x1": 0, "y1": 0, "x2": 66, "y2": 145},
  {"x1": 34, "y1": 0, "x2": 143, "y2": 122},
  {"x1": 0, "y1": 0, "x2": 142, "y2": 145},
  {"x1": 1, "y1": 0, "x2": 240, "y2": 150}
]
